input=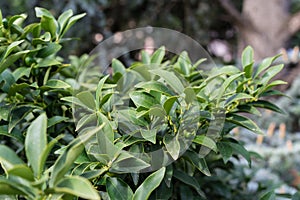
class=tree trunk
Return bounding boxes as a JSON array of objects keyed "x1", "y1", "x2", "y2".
[
  {"x1": 219, "y1": 0, "x2": 300, "y2": 61},
  {"x1": 239, "y1": 0, "x2": 289, "y2": 60}
]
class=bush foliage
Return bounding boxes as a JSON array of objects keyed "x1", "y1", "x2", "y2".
[{"x1": 0, "y1": 8, "x2": 298, "y2": 200}]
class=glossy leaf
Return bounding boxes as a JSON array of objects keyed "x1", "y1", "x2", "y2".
[
  {"x1": 135, "y1": 81, "x2": 174, "y2": 96},
  {"x1": 55, "y1": 176, "x2": 100, "y2": 200},
  {"x1": 44, "y1": 79, "x2": 71, "y2": 89},
  {"x1": 25, "y1": 113, "x2": 47, "y2": 178},
  {"x1": 133, "y1": 167, "x2": 166, "y2": 200},
  {"x1": 0, "y1": 145, "x2": 24, "y2": 172},
  {"x1": 193, "y1": 135, "x2": 217, "y2": 153},
  {"x1": 150, "y1": 69, "x2": 184, "y2": 94},
  {"x1": 112, "y1": 58, "x2": 126, "y2": 74},
  {"x1": 248, "y1": 100, "x2": 284, "y2": 114},
  {"x1": 254, "y1": 54, "x2": 280, "y2": 78},
  {"x1": 106, "y1": 177, "x2": 133, "y2": 200},
  {"x1": 150, "y1": 46, "x2": 165, "y2": 64},
  {"x1": 164, "y1": 134, "x2": 180, "y2": 160},
  {"x1": 141, "y1": 51, "x2": 151, "y2": 64},
  {"x1": 130, "y1": 91, "x2": 159, "y2": 108},
  {"x1": 226, "y1": 113, "x2": 263, "y2": 134},
  {"x1": 241, "y1": 46, "x2": 253, "y2": 68}
]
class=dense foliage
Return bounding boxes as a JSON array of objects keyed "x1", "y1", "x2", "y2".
[{"x1": 0, "y1": 8, "x2": 299, "y2": 200}]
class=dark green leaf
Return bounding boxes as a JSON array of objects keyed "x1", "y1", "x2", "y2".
[
  {"x1": 226, "y1": 113, "x2": 263, "y2": 134},
  {"x1": 173, "y1": 169, "x2": 205, "y2": 197},
  {"x1": 133, "y1": 167, "x2": 166, "y2": 200},
  {"x1": 37, "y1": 43, "x2": 62, "y2": 58},
  {"x1": 106, "y1": 177, "x2": 133, "y2": 200},
  {"x1": 217, "y1": 142, "x2": 233, "y2": 164},
  {"x1": 248, "y1": 100, "x2": 284, "y2": 114}
]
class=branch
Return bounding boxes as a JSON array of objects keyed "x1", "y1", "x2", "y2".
[
  {"x1": 218, "y1": 0, "x2": 245, "y2": 27},
  {"x1": 288, "y1": 11, "x2": 300, "y2": 35}
]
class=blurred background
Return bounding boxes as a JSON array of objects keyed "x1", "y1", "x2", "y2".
[{"x1": 2, "y1": 0, "x2": 300, "y2": 195}]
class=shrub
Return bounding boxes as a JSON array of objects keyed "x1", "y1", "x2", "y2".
[{"x1": 1, "y1": 7, "x2": 298, "y2": 200}]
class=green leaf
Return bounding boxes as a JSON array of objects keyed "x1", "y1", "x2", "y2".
[
  {"x1": 95, "y1": 75, "x2": 110, "y2": 108},
  {"x1": 163, "y1": 96, "x2": 178, "y2": 114},
  {"x1": 130, "y1": 91, "x2": 159, "y2": 108},
  {"x1": 217, "y1": 142, "x2": 233, "y2": 164},
  {"x1": 216, "y1": 72, "x2": 244, "y2": 103},
  {"x1": 260, "y1": 64, "x2": 284, "y2": 85},
  {"x1": 50, "y1": 124, "x2": 104, "y2": 186},
  {"x1": 254, "y1": 54, "x2": 280, "y2": 78},
  {"x1": 225, "y1": 93, "x2": 254, "y2": 106},
  {"x1": 225, "y1": 141, "x2": 251, "y2": 167},
  {"x1": 12, "y1": 67, "x2": 31, "y2": 81},
  {"x1": 25, "y1": 113, "x2": 47, "y2": 178},
  {"x1": 150, "y1": 46, "x2": 165, "y2": 64},
  {"x1": 1, "y1": 40, "x2": 24, "y2": 60},
  {"x1": 58, "y1": 9, "x2": 73, "y2": 35},
  {"x1": 241, "y1": 46, "x2": 253, "y2": 67},
  {"x1": 0, "y1": 145, "x2": 24, "y2": 172},
  {"x1": 248, "y1": 100, "x2": 284, "y2": 114},
  {"x1": 36, "y1": 57, "x2": 61, "y2": 67},
  {"x1": 0, "y1": 178, "x2": 27, "y2": 196},
  {"x1": 150, "y1": 69, "x2": 184, "y2": 94},
  {"x1": 97, "y1": 112, "x2": 114, "y2": 142},
  {"x1": 43, "y1": 79, "x2": 71, "y2": 90},
  {"x1": 106, "y1": 177, "x2": 133, "y2": 200},
  {"x1": 193, "y1": 135, "x2": 217, "y2": 153},
  {"x1": 141, "y1": 51, "x2": 151, "y2": 64},
  {"x1": 76, "y1": 91, "x2": 96, "y2": 110},
  {"x1": 164, "y1": 134, "x2": 180, "y2": 160},
  {"x1": 55, "y1": 176, "x2": 100, "y2": 200},
  {"x1": 0, "y1": 51, "x2": 30, "y2": 74},
  {"x1": 37, "y1": 43, "x2": 62, "y2": 58},
  {"x1": 183, "y1": 151, "x2": 211, "y2": 176},
  {"x1": 235, "y1": 105, "x2": 261, "y2": 116},
  {"x1": 259, "y1": 190, "x2": 276, "y2": 200},
  {"x1": 177, "y1": 51, "x2": 191, "y2": 75},
  {"x1": 135, "y1": 81, "x2": 174, "y2": 96},
  {"x1": 111, "y1": 151, "x2": 150, "y2": 173},
  {"x1": 173, "y1": 169, "x2": 205, "y2": 197},
  {"x1": 60, "y1": 13, "x2": 86, "y2": 38},
  {"x1": 35, "y1": 7, "x2": 55, "y2": 18},
  {"x1": 244, "y1": 62, "x2": 254, "y2": 78},
  {"x1": 7, "y1": 164, "x2": 34, "y2": 181},
  {"x1": 8, "y1": 105, "x2": 37, "y2": 133},
  {"x1": 226, "y1": 113, "x2": 263, "y2": 134},
  {"x1": 48, "y1": 116, "x2": 68, "y2": 128},
  {"x1": 133, "y1": 167, "x2": 166, "y2": 200},
  {"x1": 41, "y1": 16, "x2": 58, "y2": 38},
  {"x1": 141, "y1": 129, "x2": 156, "y2": 144},
  {"x1": 112, "y1": 58, "x2": 126, "y2": 74}
]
